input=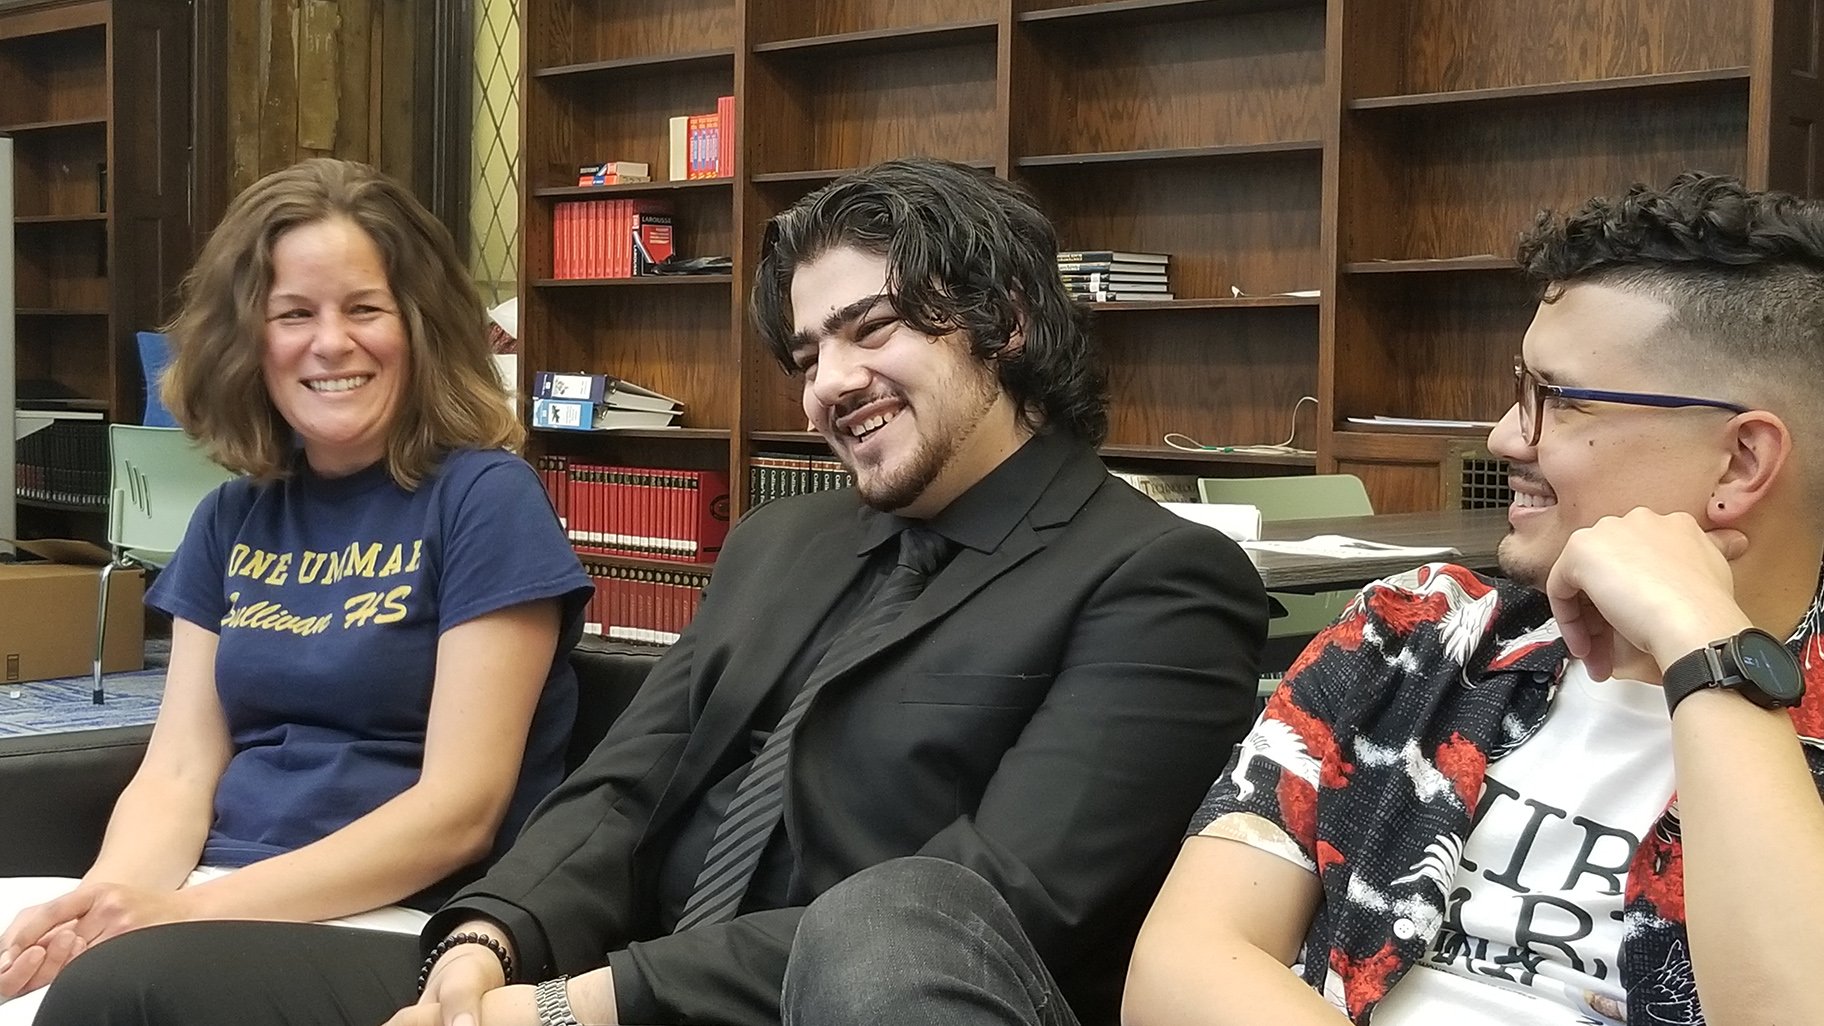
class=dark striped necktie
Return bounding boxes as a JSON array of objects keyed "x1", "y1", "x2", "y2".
[{"x1": 673, "y1": 525, "x2": 956, "y2": 932}]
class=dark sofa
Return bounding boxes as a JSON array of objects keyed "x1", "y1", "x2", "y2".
[{"x1": 0, "y1": 639, "x2": 660, "y2": 878}]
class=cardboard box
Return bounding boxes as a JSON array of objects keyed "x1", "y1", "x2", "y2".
[{"x1": 0, "y1": 540, "x2": 143, "y2": 684}]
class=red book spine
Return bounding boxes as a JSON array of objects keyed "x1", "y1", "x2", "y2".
[
  {"x1": 592, "y1": 200, "x2": 609, "y2": 279},
  {"x1": 553, "y1": 203, "x2": 570, "y2": 279},
  {"x1": 645, "y1": 570, "x2": 662, "y2": 641},
  {"x1": 606, "y1": 466, "x2": 625, "y2": 557},
  {"x1": 687, "y1": 570, "x2": 705, "y2": 622},
  {"x1": 674, "y1": 471, "x2": 691, "y2": 562},
  {"x1": 685, "y1": 114, "x2": 706, "y2": 179},
  {"x1": 661, "y1": 472, "x2": 678, "y2": 559},
  {"x1": 716, "y1": 94, "x2": 735, "y2": 178},
  {"x1": 643, "y1": 468, "x2": 662, "y2": 558},
  {"x1": 625, "y1": 467, "x2": 641, "y2": 558},
  {"x1": 601, "y1": 464, "x2": 619, "y2": 555},
  {"x1": 666, "y1": 571, "x2": 685, "y2": 643},
  {"x1": 666, "y1": 572, "x2": 683, "y2": 643},
  {"x1": 675, "y1": 571, "x2": 689, "y2": 637},
  {"x1": 588, "y1": 565, "x2": 602, "y2": 639},
  {"x1": 649, "y1": 469, "x2": 667, "y2": 558},
  {"x1": 555, "y1": 456, "x2": 570, "y2": 529},
  {"x1": 617, "y1": 200, "x2": 635, "y2": 279},
  {"x1": 574, "y1": 463, "x2": 591, "y2": 551},
  {"x1": 649, "y1": 472, "x2": 666, "y2": 561},
  {"x1": 605, "y1": 568, "x2": 625, "y2": 642},
  {"x1": 694, "y1": 470, "x2": 731, "y2": 562},
  {"x1": 569, "y1": 201, "x2": 584, "y2": 279},
  {"x1": 645, "y1": 565, "x2": 667, "y2": 638},
  {"x1": 570, "y1": 463, "x2": 587, "y2": 551}
]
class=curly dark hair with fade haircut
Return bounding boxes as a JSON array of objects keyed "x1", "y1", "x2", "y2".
[
  {"x1": 751, "y1": 157, "x2": 1108, "y2": 445},
  {"x1": 1516, "y1": 172, "x2": 1824, "y2": 438}
]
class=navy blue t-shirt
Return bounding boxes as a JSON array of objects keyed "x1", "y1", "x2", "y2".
[{"x1": 147, "y1": 448, "x2": 591, "y2": 886}]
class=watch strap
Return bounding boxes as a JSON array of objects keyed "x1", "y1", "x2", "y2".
[
  {"x1": 1662, "y1": 642, "x2": 1732, "y2": 716},
  {"x1": 535, "y1": 976, "x2": 584, "y2": 1026}
]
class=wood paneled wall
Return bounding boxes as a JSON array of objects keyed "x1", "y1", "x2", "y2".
[{"x1": 193, "y1": 0, "x2": 469, "y2": 245}]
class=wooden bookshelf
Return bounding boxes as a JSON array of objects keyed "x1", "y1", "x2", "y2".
[
  {"x1": 520, "y1": 0, "x2": 1822, "y2": 519},
  {"x1": 3, "y1": 0, "x2": 191, "y2": 526},
  {"x1": 1320, "y1": 0, "x2": 1805, "y2": 510}
]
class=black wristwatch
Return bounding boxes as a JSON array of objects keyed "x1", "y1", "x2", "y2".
[{"x1": 1662, "y1": 627, "x2": 1805, "y2": 715}]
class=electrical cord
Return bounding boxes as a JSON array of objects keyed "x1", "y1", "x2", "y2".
[{"x1": 1163, "y1": 395, "x2": 1318, "y2": 456}]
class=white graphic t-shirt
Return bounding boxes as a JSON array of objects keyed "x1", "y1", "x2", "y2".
[{"x1": 1373, "y1": 660, "x2": 1675, "y2": 1025}]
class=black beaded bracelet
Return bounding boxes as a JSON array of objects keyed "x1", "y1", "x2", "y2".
[{"x1": 417, "y1": 931, "x2": 515, "y2": 996}]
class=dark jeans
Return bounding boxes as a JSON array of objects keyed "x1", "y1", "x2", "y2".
[
  {"x1": 33, "y1": 920, "x2": 420, "y2": 1026},
  {"x1": 783, "y1": 856, "x2": 1082, "y2": 1026}
]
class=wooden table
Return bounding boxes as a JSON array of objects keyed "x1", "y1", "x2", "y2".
[{"x1": 1250, "y1": 508, "x2": 1510, "y2": 594}]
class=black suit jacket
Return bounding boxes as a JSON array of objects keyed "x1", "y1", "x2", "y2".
[{"x1": 434, "y1": 439, "x2": 1268, "y2": 1025}]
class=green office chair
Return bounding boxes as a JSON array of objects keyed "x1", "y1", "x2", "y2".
[
  {"x1": 93, "y1": 426, "x2": 237, "y2": 704},
  {"x1": 1198, "y1": 474, "x2": 1374, "y2": 698}
]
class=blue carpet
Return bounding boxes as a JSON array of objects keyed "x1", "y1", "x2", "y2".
[{"x1": 0, "y1": 670, "x2": 167, "y2": 738}]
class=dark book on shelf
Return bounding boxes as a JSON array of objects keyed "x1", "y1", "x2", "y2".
[
  {"x1": 1056, "y1": 260, "x2": 1173, "y2": 275},
  {"x1": 1060, "y1": 274, "x2": 1170, "y2": 291},
  {"x1": 747, "y1": 451, "x2": 852, "y2": 509},
  {"x1": 1056, "y1": 250, "x2": 1169, "y2": 265},
  {"x1": 1070, "y1": 290, "x2": 1177, "y2": 302},
  {"x1": 1059, "y1": 270, "x2": 1169, "y2": 283}
]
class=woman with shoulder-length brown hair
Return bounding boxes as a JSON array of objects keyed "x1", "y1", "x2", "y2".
[
  {"x1": 163, "y1": 155, "x2": 523, "y2": 486},
  {"x1": 0, "y1": 158, "x2": 591, "y2": 1022}
]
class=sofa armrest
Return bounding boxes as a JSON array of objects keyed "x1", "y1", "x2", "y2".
[
  {"x1": 566, "y1": 638, "x2": 661, "y2": 773},
  {"x1": 0, "y1": 725, "x2": 149, "y2": 877}
]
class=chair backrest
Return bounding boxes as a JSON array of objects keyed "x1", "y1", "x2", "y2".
[
  {"x1": 135, "y1": 332, "x2": 178, "y2": 428},
  {"x1": 1197, "y1": 474, "x2": 1374, "y2": 522},
  {"x1": 108, "y1": 425, "x2": 238, "y2": 565}
]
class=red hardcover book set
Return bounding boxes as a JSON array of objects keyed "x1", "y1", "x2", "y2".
[
  {"x1": 579, "y1": 561, "x2": 708, "y2": 646},
  {"x1": 551, "y1": 460, "x2": 731, "y2": 564},
  {"x1": 537, "y1": 455, "x2": 724, "y2": 646},
  {"x1": 551, "y1": 199, "x2": 674, "y2": 279}
]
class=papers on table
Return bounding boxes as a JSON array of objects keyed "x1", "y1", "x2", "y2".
[
  {"x1": 1240, "y1": 535, "x2": 1459, "y2": 560},
  {"x1": 1160, "y1": 502, "x2": 1261, "y2": 542}
]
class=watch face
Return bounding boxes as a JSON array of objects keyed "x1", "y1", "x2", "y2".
[{"x1": 1734, "y1": 629, "x2": 1806, "y2": 704}]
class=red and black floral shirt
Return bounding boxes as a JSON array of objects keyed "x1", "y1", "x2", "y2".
[{"x1": 1190, "y1": 563, "x2": 1824, "y2": 1026}]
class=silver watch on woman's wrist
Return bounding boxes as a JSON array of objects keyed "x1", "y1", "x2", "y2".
[{"x1": 534, "y1": 976, "x2": 583, "y2": 1026}]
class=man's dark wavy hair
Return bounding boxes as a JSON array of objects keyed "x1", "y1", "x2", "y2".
[
  {"x1": 1516, "y1": 172, "x2": 1824, "y2": 410},
  {"x1": 751, "y1": 158, "x2": 1108, "y2": 445}
]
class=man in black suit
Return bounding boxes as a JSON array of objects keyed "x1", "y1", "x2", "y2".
[{"x1": 36, "y1": 158, "x2": 1267, "y2": 1026}]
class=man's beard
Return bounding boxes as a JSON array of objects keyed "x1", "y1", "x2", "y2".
[
  {"x1": 844, "y1": 369, "x2": 999, "y2": 513},
  {"x1": 1496, "y1": 532, "x2": 1549, "y2": 589}
]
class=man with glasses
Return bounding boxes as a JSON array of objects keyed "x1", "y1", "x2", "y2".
[
  {"x1": 1112, "y1": 170, "x2": 1824, "y2": 1026},
  {"x1": 723, "y1": 173, "x2": 1824, "y2": 1026}
]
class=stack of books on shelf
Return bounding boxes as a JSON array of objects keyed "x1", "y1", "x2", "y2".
[
  {"x1": 578, "y1": 559, "x2": 709, "y2": 647},
  {"x1": 748, "y1": 451, "x2": 853, "y2": 509},
  {"x1": 1056, "y1": 250, "x2": 1174, "y2": 303},
  {"x1": 668, "y1": 95, "x2": 735, "y2": 181},
  {"x1": 551, "y1": 198, "x2": 674, "y2": 279},
  {"x1": 530, "y1": 371, "x2": 683, "y2": 431},
  {"x1": 576, "y1": 160, "x2": 650, "y2": 186},
  {"x1": 535, "y1": 454, "x2": 731, "y2": 566}
]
